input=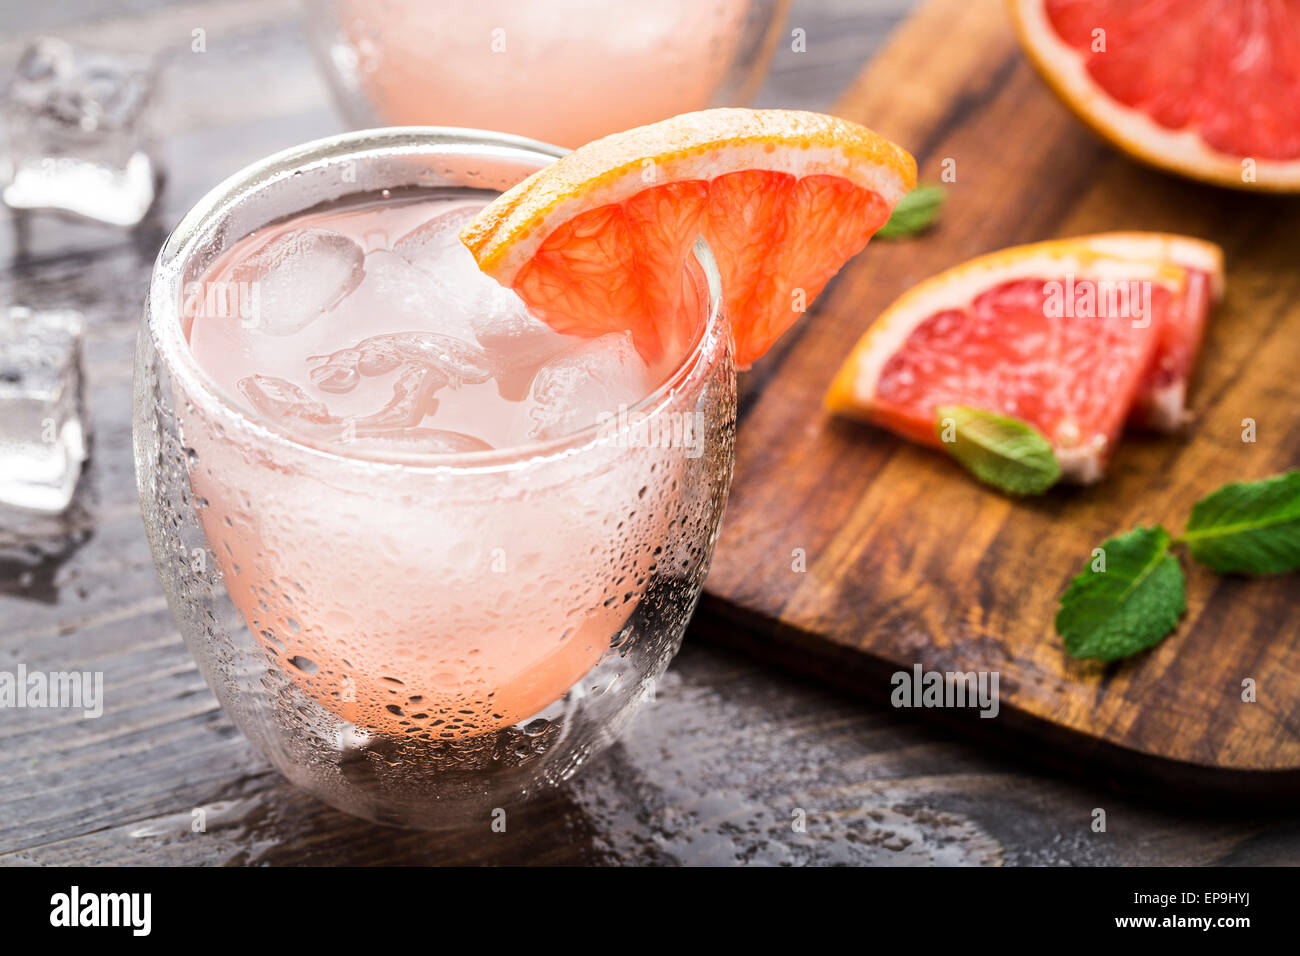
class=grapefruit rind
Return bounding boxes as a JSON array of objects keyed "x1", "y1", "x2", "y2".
[
  {"x1": 825, "y1": 232, "x2": 1225, "y2": 483},
  {"x1": 461, "y1": 109, "x2": 917, "y2": 285},
  {"x1": 1008, "y1": 0, "x2": 1300, "y2": 192}
]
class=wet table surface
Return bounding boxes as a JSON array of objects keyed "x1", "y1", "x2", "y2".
[{"x1": 2, "y1": 0, "x2": 1298, "y2": 866}]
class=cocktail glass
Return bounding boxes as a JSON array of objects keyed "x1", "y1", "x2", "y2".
[
  {"x1": 133, "y1": 128, "x2": 735, "y2": 828},
  {"x1": 305, "y1": 0, "x2": 791, "y2": 148}
]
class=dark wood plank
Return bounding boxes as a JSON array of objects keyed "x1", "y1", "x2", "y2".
[
  {"x1": 701, "y1": 0, "x2": 1300, "y2": 783},
  {"x1": 9, "y1": 637, "x2": 1300, "y2": 866}
]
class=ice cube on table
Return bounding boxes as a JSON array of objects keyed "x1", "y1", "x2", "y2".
[
  {"x1": 229, "y1": 228, "x2": 365, "y2": 336},
  {"x1": 1, "y1": 37, "x2": 157, "y2": 226},
  {"x1": 0, "y1": 306, "x2": 87, "y2": 513},
  {"x1": 517, "y1": 331, "x2": 656, "y2": 443}
]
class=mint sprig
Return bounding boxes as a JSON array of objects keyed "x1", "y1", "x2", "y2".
[
  {"x1": 877, "y1": 185, "x2": 944, "y2": 239},
  {"x1": 1056, "y1": 527, "x2": 1185, "y2": 662},
  {"x1": 935, "y1": 405, "x2": 1060, "y2": 495},
  {"x1": 1179, "y1": 471, "x2": 1300, "y2": 574},
  {"x1": 1057, "y1": 470, "x2": 1300, "y2": 662}
]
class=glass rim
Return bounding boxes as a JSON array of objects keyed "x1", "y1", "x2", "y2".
[{"x1": 148, "y1": 126, "x2": 727, "y2": 475}]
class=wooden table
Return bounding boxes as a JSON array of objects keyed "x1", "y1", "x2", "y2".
[{"x1": 1, "y1": 0, "x2": 1296, "y2": 866}]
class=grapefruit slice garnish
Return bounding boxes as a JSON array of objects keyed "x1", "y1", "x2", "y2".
[
  {"x1": 825, "y1": 233, "x2": 1225, "y2": 484},
  {"x1": 460, "y1": 109, "x2": 916, "y2": 367},
  {"x1": 1010, "y1": 0, "x2": 1300, "y2": 191}
]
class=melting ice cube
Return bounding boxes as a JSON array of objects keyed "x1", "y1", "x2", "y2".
[
  {"x1": 1, "y1": 37, "x2": 157, "y2": 226},
  {"x1": 0, "y1": 307, "x2": 87, "y2": 513},
  {"x1": 229, "y1": 228, "x2": 365, "y2": 336},
  {"x1": 394, "y1": 207, "x2": 570, "y2": 394},
  {"x1": 517, "y1": 331, "x2": 655, "y2": 442},
  {"x1": 329, "y1": 248, "x2": 478, "y2": 343},
  {"x1": 392, "y1": 205, "x2": 478, "y2": 285},
  {"x1": 475, "y1": 294, "x2": 572, "y2": 402},
  {"x1": 237, "y1": 374, "x2": 337, "y2": 427},
  {"x1": 309, "y1": 331, "x2": 493, "y2": 391},
  {"x1": 350, "y1": 363, "x2": 447, "y2": 431},
  {"x1": 471, "y1": 289, "x2": 570, "y2": 376}
]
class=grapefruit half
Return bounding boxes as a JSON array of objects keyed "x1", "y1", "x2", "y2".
[
  {"x1": 825, "y1": 233, "x2": 1224, "y2": 483},
  {"x1": 460, "y1": 109, "x2": 917, "y2": 367},
  {"x1": 1010, "y1": 0, "x2": 1300, "y2": 191}
]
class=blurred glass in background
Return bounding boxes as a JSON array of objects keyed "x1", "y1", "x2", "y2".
[{"x1": 306, "y1": 0, "x2": 791, "y2": 147}]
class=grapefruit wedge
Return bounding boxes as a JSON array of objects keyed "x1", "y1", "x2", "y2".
[
  {"x1": 460, "y1": 109, "x2": 916, "y2": 367},
  {"x1": 825, "y1": 233, "x2": 1224, "y2": 484},
  {"x1": 1010, "y1": 0, "x2": 1300, "y2": 191}
]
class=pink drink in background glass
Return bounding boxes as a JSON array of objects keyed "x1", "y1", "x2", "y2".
[
  {"x1": 317, "y1": 0, "x2": 764, "y2": 147},
  {"x1": 182, "y1": 192, "x2": 697, "y2": 741}
]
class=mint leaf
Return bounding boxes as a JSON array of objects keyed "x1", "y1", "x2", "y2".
[
  {"x1": 876, "y1": 185, "x2": 944, "y2": 239},
  {"x1": 1056, "y1": 526, "x2": 1186, "y2": 661},
  {"x1": 1181, "y1": 470, "x2": 1300, "y2": 574},
  {"x1": 935, "y1": 405, "x2": 1060, "y2": 495}
]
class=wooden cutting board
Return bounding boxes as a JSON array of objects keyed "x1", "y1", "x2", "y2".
[{"x1": 698, "y1": 0, "x2": 1300, "y2": 796}]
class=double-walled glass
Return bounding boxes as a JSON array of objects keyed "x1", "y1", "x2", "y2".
[{"x1": 133, "y1": 129, "x2": 736, "y2": 828}]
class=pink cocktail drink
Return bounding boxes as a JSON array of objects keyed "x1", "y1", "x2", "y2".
[
  {"x1": 136, "y1": 130, "x2": 734, "y2": 826},
  {"x1": 183, "y1": 193, "x2": 695, "y2": 741}
]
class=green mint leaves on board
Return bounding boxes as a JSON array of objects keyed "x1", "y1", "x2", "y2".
[
  {"x1": 1180, "y1": 471, "x2": 1300, "y2": 574},
  {"x1": 877, "y1": 185, "x2": 944, "y2": 239},
  {"x1": 1057, "y1": 470, "x2": 1300, "y2": 662},
  {"x1": 935, "y1": 405, "x2": 1061, "y2": 495},
  {"x1": 1056, "y1": 527, "x2": 1186, "y2": 662}
]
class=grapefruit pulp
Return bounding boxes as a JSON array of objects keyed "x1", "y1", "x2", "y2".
[
  {"x1": 825, "y1": 233, "x2": 1224, "y2": 483},
  {"x1": 1010, "y1": 0, "x2": 1300, "y2": 190},
  {"x1": 460, "y1": 109, "x2": 918, "y2": 367}
]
